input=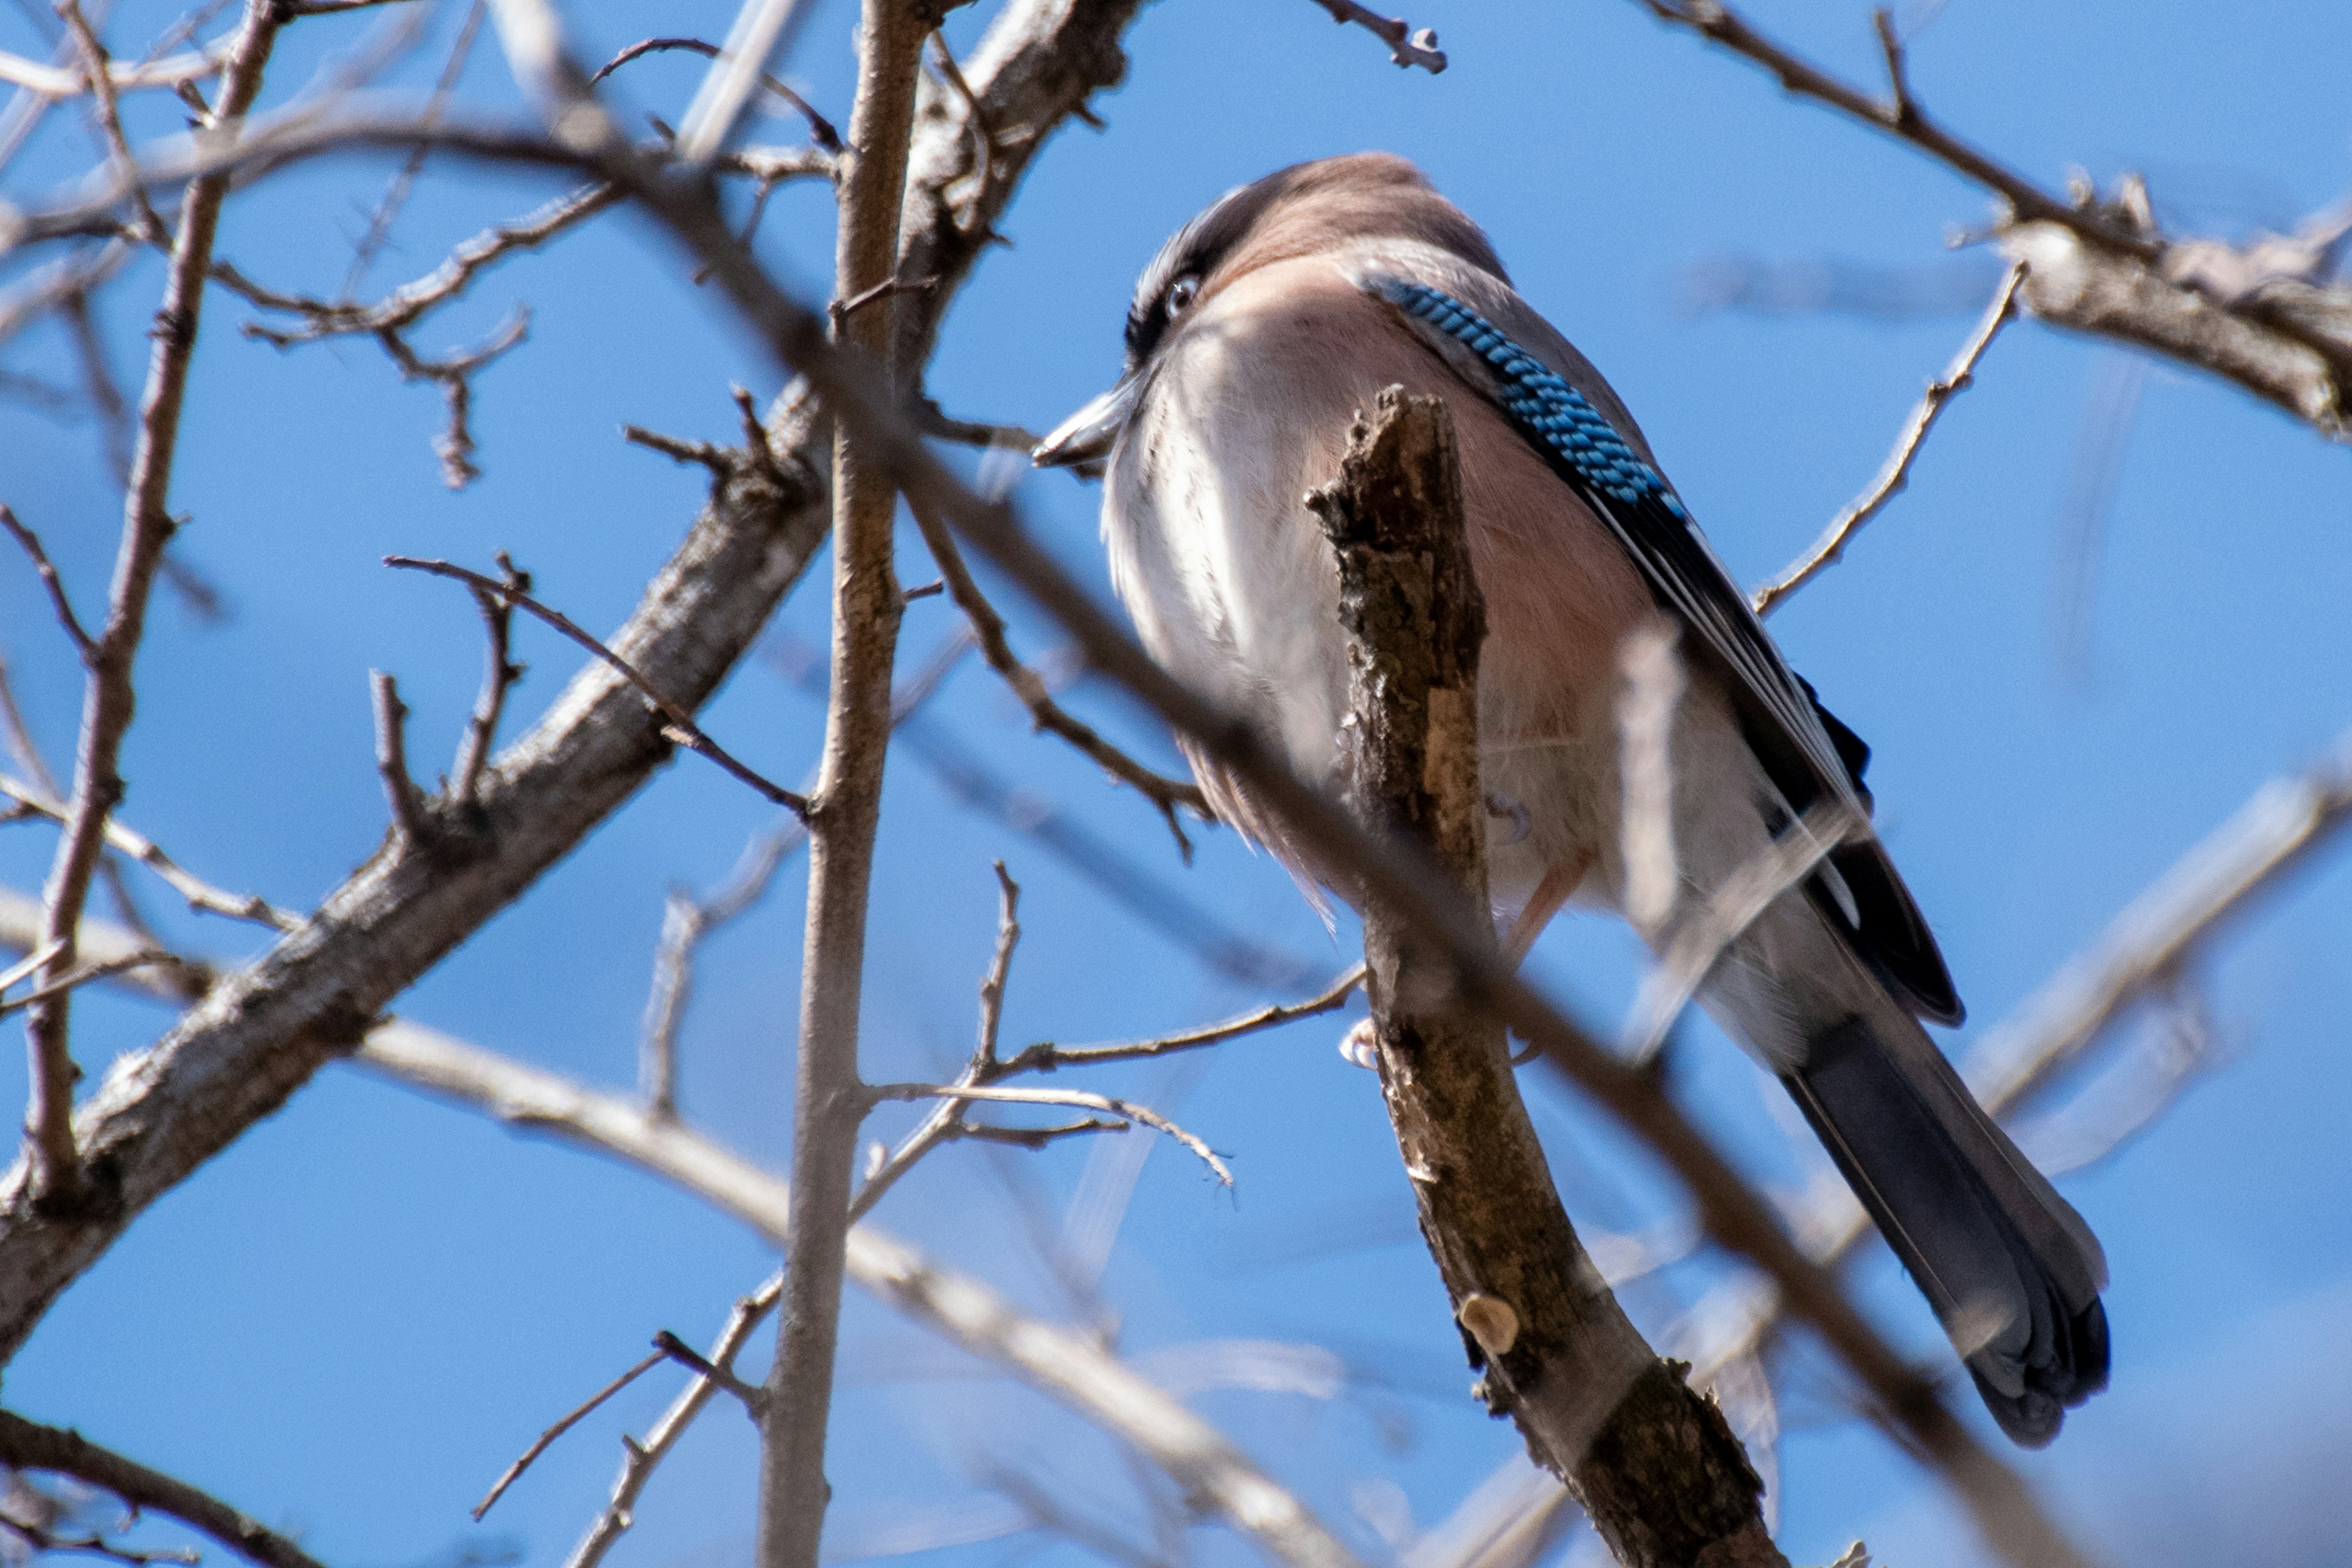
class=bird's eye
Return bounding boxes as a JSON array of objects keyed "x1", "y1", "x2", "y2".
[{"x1": 1164, "y1": 275, "x2": 1200, "y2": 315}]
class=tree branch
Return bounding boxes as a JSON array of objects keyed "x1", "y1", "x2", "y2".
[
  {"x1": 384, "y1": 554, "x2": 809, "y2": 816},
  {"x1": 347, "y1": 1020, "x2": 1365, "y2": 1568},
  {"x1": 742, "y1": 0, "x2": 925, "y2": 1553},
  {"x1": 1304, "y1": 1, "x2": 1446, "y2": 73},
  {"x1": 1634, "y1": 0, "x2": 2352, "y2": 436},
  {"x1": 0, "y1": 1408, "x2": 328, "y2": 1568},
  {"x1": 1313, "y1": 386, "x2": 1784, "y2": 1567},
  {"x1": 1751, "y1": 262, "x2": 2026, "y2": 616},
  {"x1": 21, "y1": 0, "x2": 285, "y2": 1215},
  {"x1": 907, "y1": 493, "x2": 1208, "y2": 857}
]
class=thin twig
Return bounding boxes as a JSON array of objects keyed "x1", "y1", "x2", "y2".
[
  {"x1": 341, "y1": 0, "x2": 486, "y2": 294},
  {"x1": 0, "y1": 658, "x2": 162, "y2": 944},
  {"x1": 0, "y1": 774, "x2": 297, "y2": 931},
  {"x1": 567, "y1": 1274, "x2": 783, "y2": 1568},
  {"x1": 0, "y1": 1517, "x2": 197, "y2": 1566},
  {"x1": 230, "y1": 181, "x2": 621, "y2": 344},
  {"x1": 0, "y1": 948, "x2": 166, "y2": 1017},
  {"x1": 649, "y1": 1329, "x2": 767, "y2": 1412},
  {"x1": 997, "y1": 963, "x2": 1363, "y2": 1076},
  {"x1": 473, "y1": 1348, "x2": 667, "y2": 1520},
  {"x1": 0, "y1": 503, "x2": 94, "y2": 658},
  {"x1": 374, "y1": 311, "x2": 529, "y2": 486},
  {"x1": 866, "y1": 1081, "x2": 1232, "y2": 1188},
  {"x1": 905, "y1": 493, "x2": 1208, "y2": 858},
  {"x1": 1303, "y1": 0, "x2": 1446, "y2": 72},
  {"x1": 55, "y1": 0, "x2": 167, "y2": 242},
  {"x1": 847, "y1": 861, "x2": 1028, "y2": 1221},
  {"x1": 347, "y1": 1020, "x2": 1362, "y2": 1568},
  {"x1": 1751, "y1": 262, "x2": 2027, "y2": 616},
  {"x1": 916, "y1": 396, "x2": 1041, "y2": 451},
  {"x1": 588, "y1": 36, "x2": 838, "y2": 149},
  {"x1": 383, "y1": 555, "x2": 809, "y2": 815},
  {"x1": 369, "y1": 670, "x2": 428, "y2": 843},
  {"x1": 451, "y1": 551, "x2": 527, "y2": 805}
]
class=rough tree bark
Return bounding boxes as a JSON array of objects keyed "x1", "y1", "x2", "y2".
[{"x1": 1312, "y1": 388, "x2": 1784, "y2": 1568}]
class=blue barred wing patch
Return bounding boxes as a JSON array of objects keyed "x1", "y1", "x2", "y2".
[
  {"x1": 1360, "y1": 273, "x2": 1961, "y2": 1024},
  {"x1": 1375, "y1": 279, "x2": 1689, "y2": 518}
]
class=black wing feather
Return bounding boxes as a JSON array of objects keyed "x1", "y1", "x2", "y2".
[{"x1": 1366, "y1": 277, "x2": 1961, "y2": 1024}]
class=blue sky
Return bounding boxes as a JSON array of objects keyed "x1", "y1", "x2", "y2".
[{"x1": 2, "y1": 1, "x2": 2348, "y2": 1566}]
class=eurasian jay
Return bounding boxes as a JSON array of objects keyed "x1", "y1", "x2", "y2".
[{"x1": 1032, "y1": 153, "x2": 2107, "y2": 1447}]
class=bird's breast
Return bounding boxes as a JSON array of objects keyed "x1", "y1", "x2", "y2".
[{"x1": 1100, "y1": 257, "x2": 1656, "y2": 903}]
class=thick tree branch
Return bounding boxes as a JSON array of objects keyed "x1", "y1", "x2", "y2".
[{"x1": 1314, "y1": 388, "x2": 1784, "y2": 1568}]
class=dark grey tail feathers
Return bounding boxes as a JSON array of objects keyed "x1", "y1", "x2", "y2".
[{"x1": 1784, "y1": 1018, "x2": 2110, "y2": 1447}]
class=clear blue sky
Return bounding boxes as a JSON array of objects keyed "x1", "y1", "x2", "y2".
[{"x1": 2, "y1": 2, "x2": 2348, "y2": 1566}]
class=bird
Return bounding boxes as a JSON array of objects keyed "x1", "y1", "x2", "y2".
[{"x1": 1031, "y1": 152, "x2": 2108, "y2": 1447}]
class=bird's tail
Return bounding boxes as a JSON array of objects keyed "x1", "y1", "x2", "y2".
[{"x1": 1779, "y1": 1009, "x2": 2109, "y2": 1446}]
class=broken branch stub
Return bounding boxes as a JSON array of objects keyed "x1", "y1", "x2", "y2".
[{"x1": 1309, "y1": 386, "x2": 1784, "y2": 1568}]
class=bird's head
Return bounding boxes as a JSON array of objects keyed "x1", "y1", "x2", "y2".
[{"x1": 1031, "y1": 152, "x2": 1504, "y2": 472}]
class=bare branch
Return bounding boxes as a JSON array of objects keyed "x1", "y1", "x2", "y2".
[
  {"x1": 0, "y1": 34, "x2": 228, "y2": 99},
  {"x1": 867, "y1": 1082, "x2": 1229, "y2": 1188},
  {"x1": 472, "y1": 1348, "x2": 666, "y2": 1521},
  {"x1": 1751, "y1": 262, "x2": 2026, "y2": 616},
  {"x1": 230, "y1": 180, "x2": 620, "y2": 345},
  {"x1": 20, "y1": 0, "x2": 287, "y2": 1215},
  {"x1": 55, "y1": 1, "x2": 167, "y2": 242},
  {"x1": 0, "y1": 949, "x2": 168, "y2": 1017},
  {"x1": 1304, "y1": 0, "x2": 1446, "y2": 73},
  {"x1": 1635, "y1": 0, "x2": 2352, "y2": 434},
  {"x1": 384, "y1": 554, "x2": 810, "y2": 815},
  {"x1": 374, "y1": 311, "x2": 528, "y2": 486},
  {"x1": 566, "y1": 1273, "x2": 781, "y2": 1568},
  {"x1": 451, "y1": 553, "x2": 527, "y2": 806},
  {"x1": 0, "y1": 503, "x2": 95, "y2": 658},
  {"x1": 916, "y1": 396, "x2": 1041, "y2": 451},
  {"x1": 369, "y1": 670, "x2": 428, "y2": 843},
  {"x1": 1314, "y1": 386, "x2": 1783, "y2": 1567},
  {"x1": 907, "y1": 493, "x2": 1208, "y2": 857},
  {"x1": 0, "y1": 1408, "x2": 327, "y2": 1568},
  {"x1": 0, "y1": 774, "x2": 298, "y2": 932},
  {"x1": 998, "y1": 963, "x2": 1364, "y2": 1076},
  {"x1": 1965, "y1": 733, "x2": 2352, "y2": 1115},
  {"x1": 351, "y1": 1021, "x2": 1363, "y2": 1568},
  {"x1": 740, "y1": 0, "x2": 925, "y2": 1554},
  {"x1": 589, "y1": 36, "x2": 839, "y2": 151}
]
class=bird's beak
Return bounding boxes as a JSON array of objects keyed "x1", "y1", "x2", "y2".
[{"x1": 1031, "y1": 370, "x2": 1144, "y2": 471}]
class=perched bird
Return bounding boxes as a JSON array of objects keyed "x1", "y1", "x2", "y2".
[{"x1": 1033, "y1": 153, "x2": 2108, "y2": 1446}]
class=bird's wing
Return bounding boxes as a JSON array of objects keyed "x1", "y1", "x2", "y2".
[{"x1": 1358, "y1": 271, "x2": 1962, "y2": 1023}]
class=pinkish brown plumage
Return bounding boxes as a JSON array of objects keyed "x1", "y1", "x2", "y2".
[{"x1": 1035, "y1": 153, "x2": 2109, "y2": 1446}]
